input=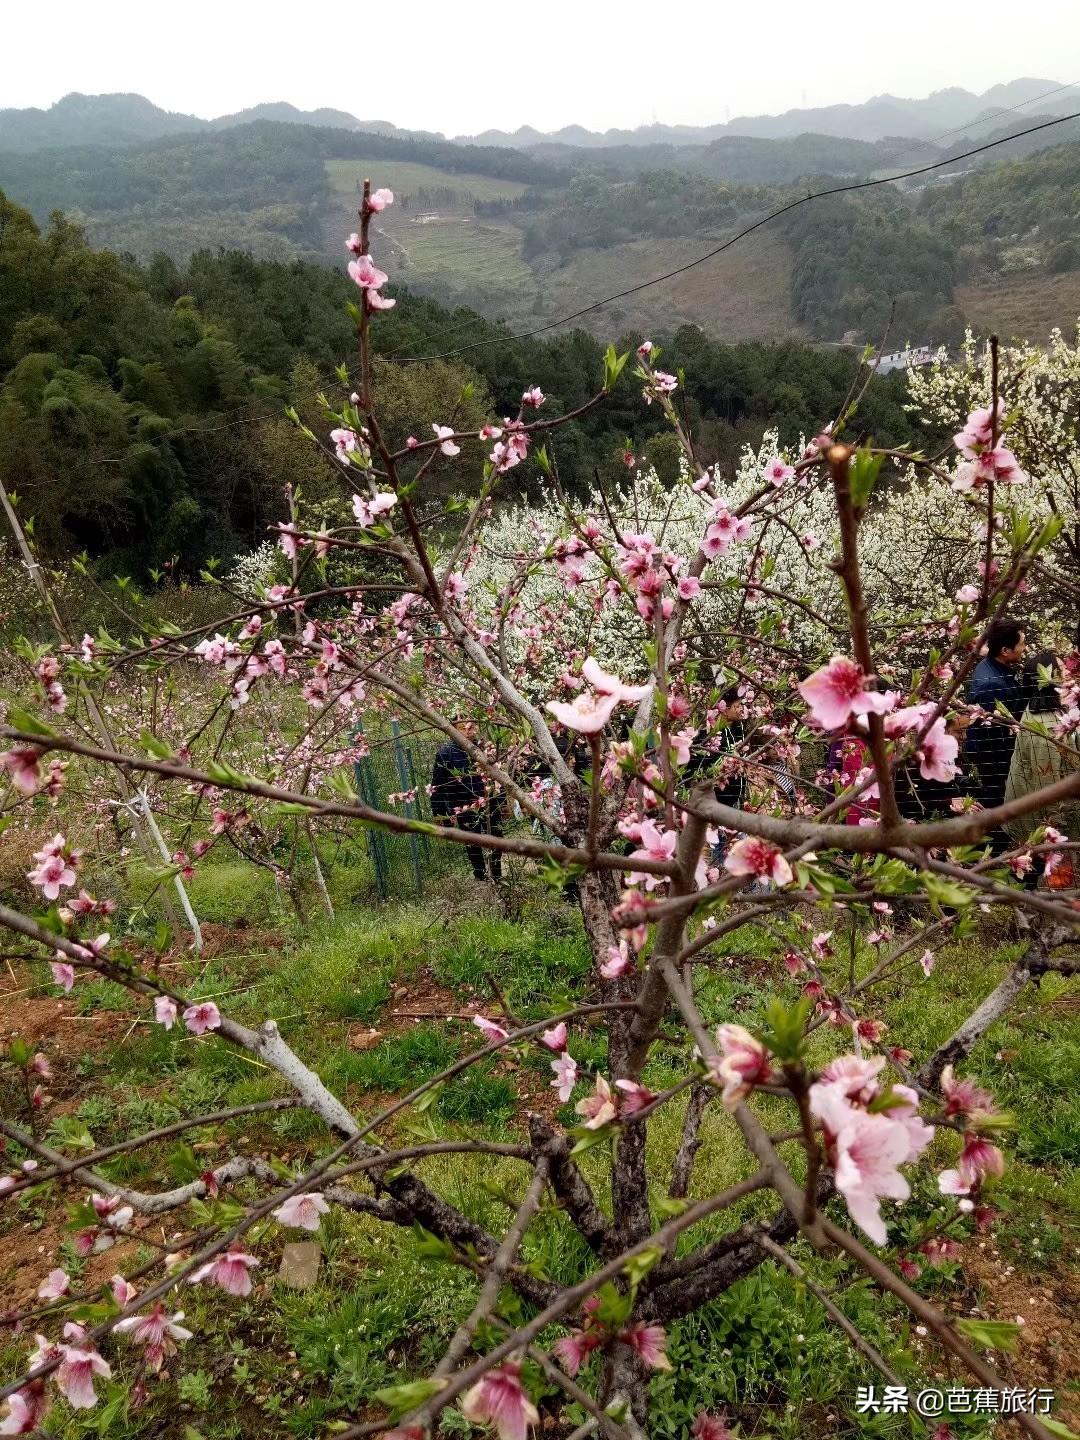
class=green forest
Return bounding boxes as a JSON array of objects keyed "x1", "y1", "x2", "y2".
[{"x1": 0, "y1": 190, "x2": 919, "y2": 575}]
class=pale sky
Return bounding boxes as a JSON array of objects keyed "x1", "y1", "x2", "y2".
[{"x1": 4, "y1": 0, "x2": 1078, "y2": 136}]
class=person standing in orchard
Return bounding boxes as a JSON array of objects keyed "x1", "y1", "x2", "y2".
[
  {"x1": 430, "y1": 721, "x2": 504, "y2": 884},
  {"x1": 965, "y1": 618, "x2": 1031, "y2": 850}
]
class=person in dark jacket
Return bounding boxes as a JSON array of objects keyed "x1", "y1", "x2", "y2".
[
  {"x1": 965, "y1": 618, "x2": 1030, "y2": 854},
  {"x1": 684, "y1": 688, "x2": 746, "y2": 862},
  {"x1": 430, "y1": 724, "x2": 503, "y2": 882},
  {"x1": 895, "y1": 714, "x2": 973, "y2": 822}
]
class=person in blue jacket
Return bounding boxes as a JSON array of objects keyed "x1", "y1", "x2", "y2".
[{"x1": 965, "y1": 618, "x2": 1031, "y2": 849}]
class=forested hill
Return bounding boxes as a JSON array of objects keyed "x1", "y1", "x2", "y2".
[
  {"x1": 0, "y1": 191, "x2": 920, "y2": 578},
  {"x1": 1, "y1": 104, "x2": 1079, "y2": 352},
  {"x1": 3, "y1": 78, "x2": 1071, "y2": 151}
]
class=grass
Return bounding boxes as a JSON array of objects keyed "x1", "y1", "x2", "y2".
[{"x1": 3, "y1": 863, "x2": 1078, "y2": 1437}]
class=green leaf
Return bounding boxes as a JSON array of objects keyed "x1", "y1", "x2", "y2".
[
  {"x1": 866, "y1": 1086, "x2": 913, "y2": 1114},
  {"x1": 954, "y1": 1317, "x2": 1021, "y2": 1352},
  {"x1": 849, "y1": 447, "x2": 884, "y2": 510},
  {"x1": 603, "y1": 344, "x2": 631, "y2": 390},
  {"x1": 569, "y1": 1126, "x2": 614, "y2": 1158},
  {"x1": 139, "y1": 730, "x2": 175, "y2": 761},
  {"x1": 623, "y1": 1246, "x2": 663, "y2": 1288},
  {"x1": 67, "y1": 1300, "x2": 116, "y2": 1324},
  {"x1": 922, "y1": 873, "x2": 974, "y2": 910},
  {"x1": 755, "y1": 996, "x2": 812, "y2": 1063},
  {"x1": 204, "y1": 760, "x2": 251, "y2": 788},
  {"x1": 8, "y1": 1037, "x2": 31, "y2": 1067},
  {"x1": 413, "y1": 1081, "x2": 444, "y2": 1113},
  {"x1": 592, "y1": 1282, "x2": 634, "y2": 1328},
  {"x1": 410, "y1": 1225, "x2": 456, "y2": 1262},
  {"x1": 167, "y1": 1142, "x2": 201, "y2": 1183},
  {"x1": 45, "y1": 1116, "x2": 95, "y2": 1152},
  {"x1": 372, "y1": 1377, "x2": 446, "y2": 1417},
  {"x1": 7, "y1": 706, "x2": 56, "y2": 738},
  {"x1": 1042, "y1": 1421, "x2": 1080, "y2": 1440}
]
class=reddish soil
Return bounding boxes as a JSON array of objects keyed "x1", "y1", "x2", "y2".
[{"x1": 941, "y1": 1242, "x2": 1080, "y2": 1428}]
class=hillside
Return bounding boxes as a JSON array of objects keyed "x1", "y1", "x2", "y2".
[
  {"x1": 0, "y1": 188, "x2": 920, "y2": 574},
  {"x1": 1, "y1": 98, "x2": 1078, "y2": 349}
]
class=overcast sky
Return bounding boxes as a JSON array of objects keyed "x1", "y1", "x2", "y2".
[{"x1": 4, "y1": 0, "x2": 1077, "y2": 135}]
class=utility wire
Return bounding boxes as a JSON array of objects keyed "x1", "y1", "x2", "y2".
[
  {"x1": 394, "y1": 106, "x2": 1080, "y2": 363},
  {"x1": 918, "y1": 79, "x2": 1080, "y2": 148},
  {"x1": 89, "y1": 104, "x2": 1080, "y2": 450},
  {"x1": 390, "y1": 78, "x2": 1080, "y2": 359}
]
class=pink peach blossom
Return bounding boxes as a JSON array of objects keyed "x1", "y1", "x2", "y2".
[
  {"x1": 552, "y1": 1329, "x2": 598, "y2": 1377},
  {"x1": 115, "y1": 1304, "x2": 192, "y2": 1371},
  {"x1": 620, "y1": 1322, "x2": 672, "y2": 1371},
  {"x1": 432, "y1": 423, "x2": 460, "y2": 457},
  {"x1": 763, "y1": 457, "x2": 795, "y2": 486},
  {"x1": 110, "y1": 1274, "x2": 138, "y2": 1306},
  {"x1": 0, "y1": 748, "x2": 42, "y2": 795},
  {"x1": 917, "y1": 719, "x2": 959, "y2": 782},
  {"x1": 55, "y1": 1339, "x2": 111, "y2": 1410},
  {"x1": 272, "y1": 1192, "x2": 330, "y2": 1231},
  {"x1": 154, "y1": 996, "x2": 178, "y2": 1029},
  {"x1": 723, "y1": 837, "x2": 793, "y2": 887},
  {"x1": 50, "y1": 962, "x2": 75, "y2": 993},
  {"x1": 601, "y1": 942, "x2": 634, "y2": 979},
  {"x1": 550, "y1": 1051, "x2": 579, "y2": 1102},
  {"x1": 709, "y1": 1023, "x2": 774, "y2": 1108},
  {"x1": 540, "y1": 1023, "x2": 567, "y2": 1052},
  {"x1": 692, "y1": 1415, "x2": 734, "y2": 1440},
  {"x1": 461, "y1": 1361, "x2": 539, "y2": 1440},
  {"x1": 580, "y1": 656, "x2": 652, "y2": 703},
  {"x1": 576, "y1": 1073, "x2": 617, "y2": 1129},
  {"x1": 799, "y1": 656, "x2": 896, "y2": 731},
  {"x1": 188, "y1": 1250, "x2": 260, "y2": 1296},
  {"x1": 473, "y1": 1014, "x2": 510, "y2": 1042},
  {"x1": 953, "y1": 401, "x2": 1003, "y2": 457},
  {"x1": 37, "y1": 1268, "x2": 70, "y2": 1301},
  {"x1": 545, "y1": 690, "x2": 620, "y2": 735},
  {"x1": 183, "y1": 1001, "x2": 221, "y2": 1035},
  {"x1": 347, "y1": 255, "x2": 389, "y2": 290},
  {"x1": 0, "y1": 1382, "x2": 49, "y2": 1434},
  {"x1": 615, "y1": 1078, "x2": 655, "y2": 1114}
]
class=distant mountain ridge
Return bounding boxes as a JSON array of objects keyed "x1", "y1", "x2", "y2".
[
  {"x1": 0, "y1": 93, "x2": 429, "y2": 152},
  {"x1": 456, "y1": 79, "x2": 1075, "y2": 147},
  {"x1": 1, "y1": 78, "x2": 1074, "y2": 154}
]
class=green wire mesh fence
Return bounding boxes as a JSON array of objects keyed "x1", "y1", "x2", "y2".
[{"x1": 353, "y1": 720, "x2": 469, "y2": 900}]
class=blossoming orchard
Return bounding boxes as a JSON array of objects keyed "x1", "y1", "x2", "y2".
[{"x1": 1, "y1": 179, "x2": 1079, "y2": 1440}]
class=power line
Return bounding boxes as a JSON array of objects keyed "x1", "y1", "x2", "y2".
[
  {"x1": 394, "y1": 106, "x2": 1080, "y2": 363},
  {"x1": 919, "y1": 79, "x2": 1080, "y2": 148},
  {"x1": 90, "y1": 103, "x2": 1080, "y2": 451},
  {"x1": 383, "y1": 83, "x2": 1079, "y2": 362}
]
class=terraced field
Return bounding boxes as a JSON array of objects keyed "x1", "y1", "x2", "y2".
[{"x1": 324, "y1": 157, "x2": 528, "y2": 208}]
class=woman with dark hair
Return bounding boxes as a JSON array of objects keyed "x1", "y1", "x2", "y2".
[{"x1": 1004, "y1": 652, "x2": 1080, "y2": 858}]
